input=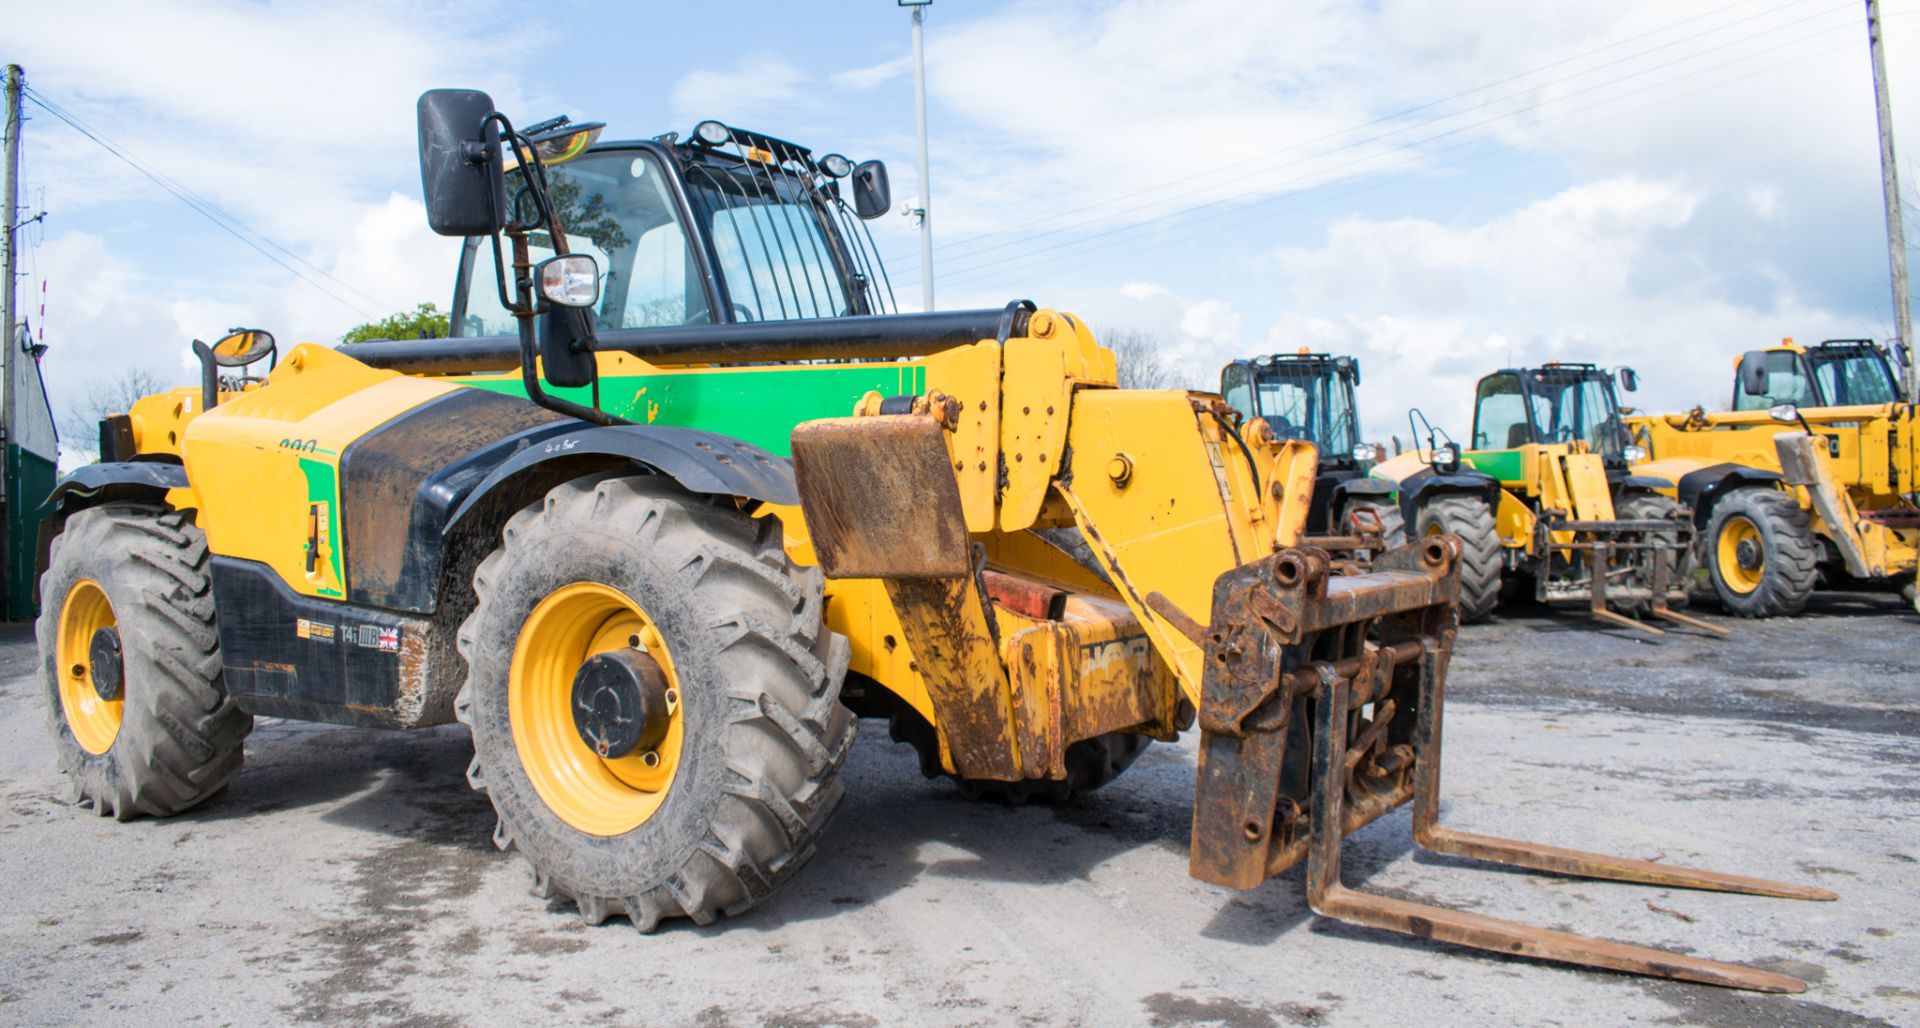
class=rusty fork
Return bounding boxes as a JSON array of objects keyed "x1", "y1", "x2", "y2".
[
  {"x1": 1196, "y1": 540, "x2": 1828, "y2": 993},
  {"x1": 1306, "y1": 639, "x2": 1829, "y2": 993}
]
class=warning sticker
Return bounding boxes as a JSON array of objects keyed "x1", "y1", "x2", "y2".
[{"x1": 295, "y1": 618, "x2": 336, "y2": 642}]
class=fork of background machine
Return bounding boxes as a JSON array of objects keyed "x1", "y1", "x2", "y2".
[
  {"x1": 1539, "y1": 517, "x2": 1728, "y2": 637},
  {"x1": 1191, "y1": 538, "x2": 1824, "y2": 993}
]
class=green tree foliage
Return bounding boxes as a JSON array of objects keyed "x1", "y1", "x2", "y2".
[{"x1": 340, "y1": 302, "x2": 451, "y2": 345}]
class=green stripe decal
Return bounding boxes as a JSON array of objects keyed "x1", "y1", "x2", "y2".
[
  {"x1": 462, "y1": 365, "x2": 929, "y2": 457},
  {"x1": 1463, "y1": 448, "x2": 1525, "y2": 484},
  {"x1": 297, "y1": 457, "x2": 346, "y2": 598}
]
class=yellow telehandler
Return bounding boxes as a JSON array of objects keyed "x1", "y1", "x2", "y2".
[
  {"x1": 36, "y1": 90, "x2": 1828, "y2": 992},
  {"x1": 1628, "y1": 338, "x2": 1918, "y2": 616}
]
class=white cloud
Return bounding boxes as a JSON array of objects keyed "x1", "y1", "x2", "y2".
[
  {"x1": 670, "y1": 59, "x2": 811, "y2": 125},
  {"x1": 1261, "y1": 177, "x2": 1876, "y2": 442}
]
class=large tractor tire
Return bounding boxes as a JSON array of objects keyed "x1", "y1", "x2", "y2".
[
  {"x1": 1414, "y1": 495, "x2": 1502, "y2": 623},
  {"x1": 1614, "y1": 492, "x2": 1694, "y2": 620},
  {"x1": 456, "y1": 474, "x2": 854, "y2": 930},
  {"x1": 886, "y1": 703, "x2": 1149, "y2": 804},
  {"x1": 1703, "y1": 487, "x2": 1818, "y2": 618},
  {"x1": 37, "y1": 504, "x2": 251, "y2": 819},
  {"x1": 1337, "y1": 498, "x2": 1407, "y2": 557}
]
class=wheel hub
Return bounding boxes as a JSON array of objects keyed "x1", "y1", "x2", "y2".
[
  {"x1": 88, "y1": 627, "x2": 124, "y2": 701},
  {"x1": 570, "y1": 649, "x2": 671, "y2": 759},
  {"x1": 1734, "y1": 538, "x2": 1763, "y2": 571}
]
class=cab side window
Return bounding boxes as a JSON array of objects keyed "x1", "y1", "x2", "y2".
[
  {"x1": 1733, "y1": 352, "x2": 1812, "y2": 411},
  {"x1": 1221, "y1": 364, "x2": 1255, "y2": 422},
  {"x1": 1473, "y1": 374, "x2": 1530, "y2": 449}
]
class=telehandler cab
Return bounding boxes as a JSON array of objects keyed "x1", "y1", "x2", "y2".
[
  {"x1": 1628, "y1": 339, "x2": 1920, "y2": 616},
  {"x1": 37, "y1": 89, "x2": 1828, "y2": 992},
  {"x1": 1369, "y1": 363, "x2": 1721, "y2": 636},
  {"x1": 1219, "y1": 351, "x2": 1403, "y2": 558}
]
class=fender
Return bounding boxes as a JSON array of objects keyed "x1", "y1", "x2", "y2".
[
  {"x1": 1329, "y1": 476, "x2": 1395, "y2": 503},
  {"x1": 1395, "y1": 467, "x2": 1502, "y2": 526},
  {"x1": 446, "y1": 423, "x2": 798, "y2": 530},
  {"x1": 1676, "y1": 463, "x2": 1785, "y2": 527},
  {"x1": 341, "y1": 388, "x2": 799, "y2": 615},
  {"x1": 1620, "y1": 474, "x2": 1675, "y2": 492},
  {"x1": 36, "y1": 460, "x2": 188, "y2": 576}
]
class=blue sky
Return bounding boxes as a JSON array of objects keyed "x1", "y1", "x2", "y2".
[{"x1": 12, "y1": 0, "x2": 1920, "y2": 451}]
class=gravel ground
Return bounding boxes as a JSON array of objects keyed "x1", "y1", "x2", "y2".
[{"x1": 0, "y1": 592, "x2": 1915, "y2": 1026}]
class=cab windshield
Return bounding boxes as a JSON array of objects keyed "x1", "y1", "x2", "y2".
[
  {"x1": 456, "y1": 149, "x2": 713, "y2": 337},
  {"x1": 1239, "y1": 364, "x2": 1358, "y2": 457},
  {"x1": 1529, "y1": 371, "x2": 1625, "y2": 460},
  {"x1": 1807, "y1": 348, "x2": 1897, "y2": 406}
]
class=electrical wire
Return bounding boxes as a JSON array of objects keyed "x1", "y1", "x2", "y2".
[
  {"x1": 885, "y1": 0, "x2": 1849, "y2": 270},
  {"x1": 898, "y1": 16, "x2": 1889, "y2": 295},
  {"x1": 22, "y1": 85, "x2": 383, "y2": 319},
  {"x1": 899, "y1": 2, "x2": 1870, "y2": 289}
]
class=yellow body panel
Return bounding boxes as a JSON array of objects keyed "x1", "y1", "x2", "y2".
[
  {"x1": 174, "y1": 344, "x2": 460, "y2": 599},
  {"x1": 1629, "y1": 403, "x2": 1920, "y2": 576}
]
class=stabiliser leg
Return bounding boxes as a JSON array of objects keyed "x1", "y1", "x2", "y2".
[{"x1": 1303, "y1": 642, "x2": 1831, "y2": 994}]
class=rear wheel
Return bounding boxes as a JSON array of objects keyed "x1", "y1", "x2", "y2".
[
  {"x1": 1704, "y1": 488, "x2": 1818, "y2": 618},
  {"x1": 456, "y1": 474, "x2": 853, "y2": 929},
  {"x1": 1614, "y1": 492, "x2": 1693, "y2": 619},
  {"x1": 36, "y1": 504, "x2": 250, "y2": 819},
  {"x1": 1415, "y1": 495, "x2": 1502, "y2": 622}
]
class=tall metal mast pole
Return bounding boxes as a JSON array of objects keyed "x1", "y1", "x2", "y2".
[
  {"x1": 1, "y1": 64, "x2": 21, "y2": 616},
  {"x1": 909, "y1": 3, "x2": 935, "y2": 311},
  {"x1": 1866, "y1": 0, "x2": 1916, "y2": 402}
]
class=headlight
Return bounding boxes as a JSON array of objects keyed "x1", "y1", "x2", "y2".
[
  {"x1": 819, "y1": 153, "x2": 853, "y2": 178},
  {"x1": 1434, "y1": 442, "x2": 1461, "y2": 473},
  {"x1": 1768, "y1": 403, "x2": 1801, "y2": 424},
  {"x1": 693, "y1": 120, "x2": 731, "y2": 145},
  {"x1": 1351, "y1": 444, "x2": 1375, "y2": 463},
  {"x1": 1623, "y1": 444, "x2": 1648, "y2": 462},
  {"x1": 536, "y1": 254, "x2": 601, "y2": 308}
]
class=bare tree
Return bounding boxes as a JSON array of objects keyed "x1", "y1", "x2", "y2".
[
  {"x1": 1102, "y1": 327, "x2": 1174, "y2": 390},
  {"x1": 58, "y1": 367, "x2": 172, "y2": 460}
]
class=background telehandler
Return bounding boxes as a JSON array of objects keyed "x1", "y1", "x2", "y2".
[
  {"x1": 1218, "y1": 350, "x2": 1403, "y2": 556},
  {"x1": 36, "y1": 90, "x2": 1828, "y2": 992},
  {"x1": 1628, "y1": 338, "x2": 1919, "y2": 615},
  {"x1": 1369, "y1": 363, "x2": 1721, "y2": 636}
]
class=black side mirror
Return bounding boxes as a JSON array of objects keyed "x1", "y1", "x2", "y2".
[
  {"x1": 537, "y1": 306, "x2": 598, "y2": 389},
  {"x1": 417, "y1": 89, "x2": 507, "y2": 236},
  {"x1": 1737, "y1": 351, "x2": 1771, "y2": 397},
  {"x1": 852, "y1": 160, "x2": 891, "y2": 220},
  {"x1": 1616, "y1": 366, "x2": 1638, "y2": 393}
]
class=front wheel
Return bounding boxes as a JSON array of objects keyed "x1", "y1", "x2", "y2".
[
  {"x1": 1613, "y1": 492, "x2": 1694, "y2": 619},
  {"x1": 37, "y1": 504, "x2": 251, "y2": 819},
  {"x1": 1414, "y1": 495, "x2": 1502, "y2": 622},
  {"x1": 456, "y1": 474, "x2": 853, "y2": 929},
  {"x1": 1337, "y1": 498, "x2": 1407, "y2": 559},
  {"x1": 1703, "y1": 488, "x2": 1818, "y2": 618}
]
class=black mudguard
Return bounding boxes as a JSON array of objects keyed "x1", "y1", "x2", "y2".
[
  {"x1": 36, "y1": 460, "x2": 188, "y2": 577},
  {"x1": 1676, "y1": 463, "x2": 1785, "y2": 527}
]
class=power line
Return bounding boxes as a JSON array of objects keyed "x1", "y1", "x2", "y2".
[
  {"x1": 22, "y1": 86, "x2": 384, "y2": 319},
  {"x1": 886, "y1": 0, "x2": 1865, "y2": 276},
  {"x1": 910, "y1": 25, "x2": 1882, "y2": 297}
]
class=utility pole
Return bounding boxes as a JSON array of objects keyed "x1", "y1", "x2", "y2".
[
  {"x1": 903, "y1": 0, "x2": 935, "y2": 311},
  {"x1": 1, "y1": 64, "x2": 19, "y2": 619},
  {"x1": 1866, "y1": 1, "x2": 1916, "y2": 402}
]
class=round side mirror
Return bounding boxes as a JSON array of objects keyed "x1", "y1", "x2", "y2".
[{"x1": 211, "y1": 328, "x2": 276, "y2": 368}]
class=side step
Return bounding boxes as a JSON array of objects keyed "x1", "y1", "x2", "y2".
[{"x1": 1191, "y1": 540, "x2": 1829, "y2": 992}]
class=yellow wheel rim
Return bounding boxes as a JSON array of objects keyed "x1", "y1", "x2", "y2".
[
  {"x1": 1716, "y1": 515, "x2": 1766, "y2": 595},
  {"x1": 56, "y1": 579, "x2": 123, "y2": 755},
  {"x1": 509, "y1": 582, "x2": 683, "y2": 837}
]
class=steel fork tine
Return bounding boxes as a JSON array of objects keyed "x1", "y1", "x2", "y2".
[
  {"x1": 1307, "y1": 660, "x2": 1811, "y2": 993},
  {"x1": 1408, "y1": 644, "x2": 1831, "y2": 900}
]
